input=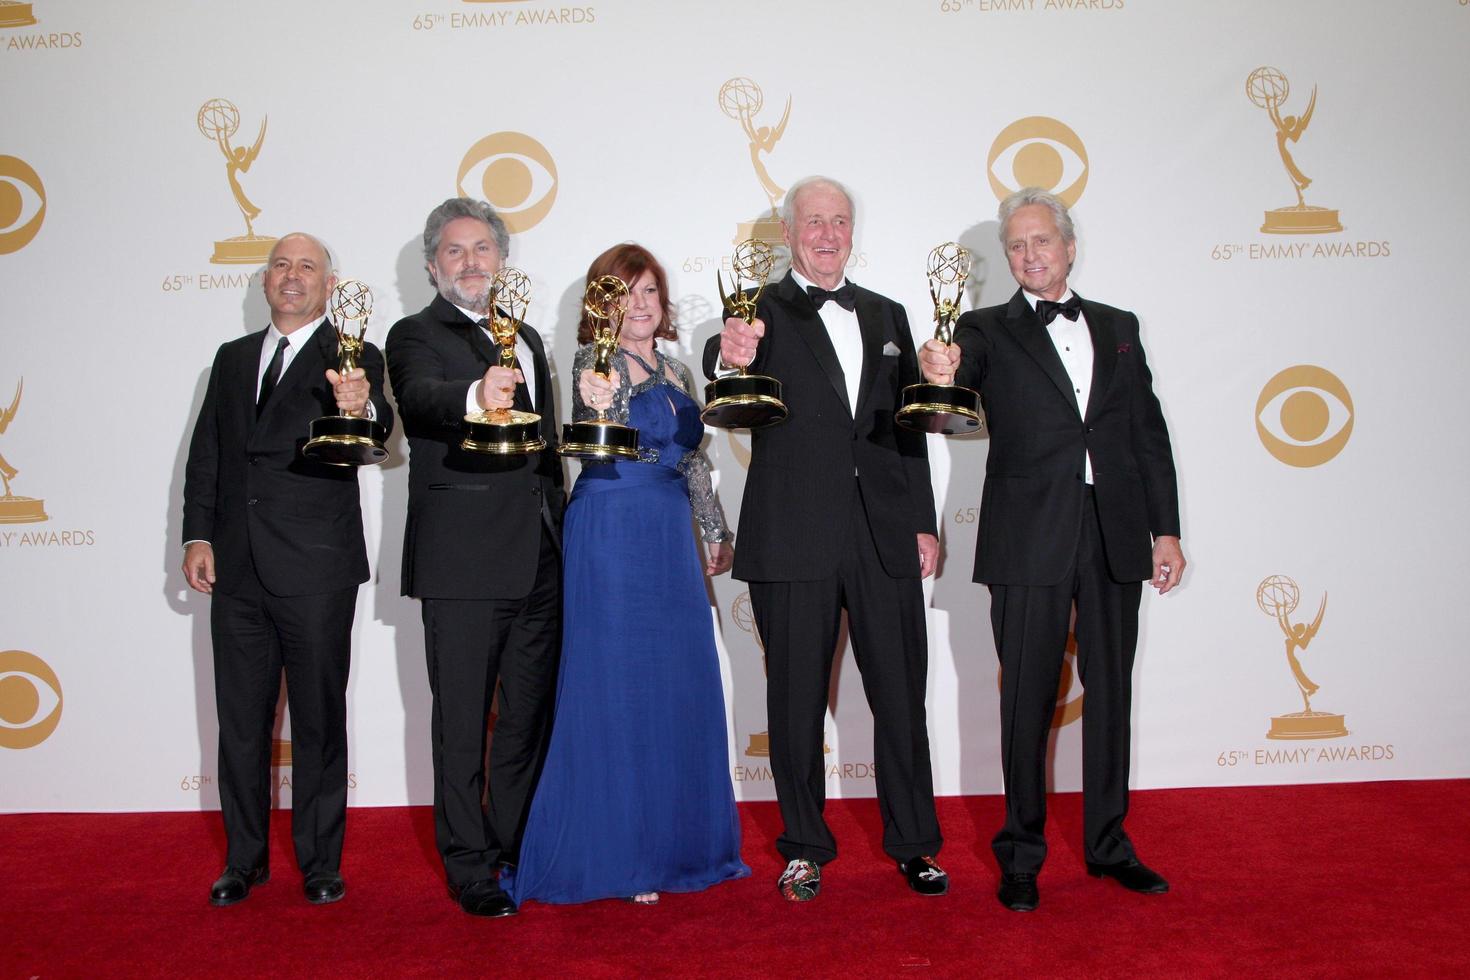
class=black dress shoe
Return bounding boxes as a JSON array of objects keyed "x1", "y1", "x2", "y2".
[
  {"x1": 997, "y1": 872, "x2": 1039, "y2": 912},
  {"x1": 209, "y1": 866, "x2": 269, "y2": 907},
  {"x1": 897, "y1": 856, "x2": 949, "y2": 896},
  {"x1": 1086, "y1": 860, "x2": 1169, "y2": 894},
  {"x1": 304, "y1": 872, "x2": 345, "y2": 905},
  {"x1": 454, "y1": 879, "x2": 518, "y2": 918}
]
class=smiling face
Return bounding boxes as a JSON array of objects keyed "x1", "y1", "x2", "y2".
[
  {"x1": 783, "y1": 182, "x2": 853, "y2": 290},
  {"x1": 263, "y1": 234, "x2": 335, "y2": 333},
  {"x1": 620, "y1": 270, "x2": 664, "y2": 345},
  {"x1": 428, "y1": 216, "x2": 502, "y2": 313},
  {"x1": 1003, "y1": 203, "x2": 1075, "y2": 301}
]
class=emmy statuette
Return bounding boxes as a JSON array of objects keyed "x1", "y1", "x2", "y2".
[
  {"x1": 461, "y1": 268, "x2": 546, "y2": 455},
  {"x1": 302, "y1": 280, "x2": 389, "y2": 466},
  {"x1": 701, "y1": 239, "x2": 788, "y2": 429},
  {"x1": 897, "y1": 242, "x2": 982, "y2": 434},
  {"x1": 559, "y1": 275, "x2": 640, "y2": 460}
]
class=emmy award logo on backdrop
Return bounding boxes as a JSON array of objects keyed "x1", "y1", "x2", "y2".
[
  {"x1": 1256, "y1": 575, "x2": 1347, "y2": 740},
  {"x1": 0, "y1": 1, "x2": 37, "y2": 28},
  {"x1": 1246, "y1": 67, "x2": 1343, "y2": 234},
  {"x1": 732, "y1": 592, "x2": 831, "y2": 758},
  {"x1": 719, "y1": 76, "x2": 791, "y2": 246},
  {"x1": 197, "y1": 98, "x2": 277, "y2": 264},
  {"x1": 0, "y1": 379, "x2": 47, "y2": 525}
]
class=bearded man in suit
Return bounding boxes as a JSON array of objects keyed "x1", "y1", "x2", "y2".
[
  {"x1": 919, "y1": 187, "x2": 1185, "y2": 912},
  {"x1": 183, "y1": 231, "x2": 392, "y2": 908},
  {"x1": 385, "y1": 198, "x2": 564, "y2": 918},
  {"x1": 704, "y1": 176, "x2": 948, "y2": 903}
]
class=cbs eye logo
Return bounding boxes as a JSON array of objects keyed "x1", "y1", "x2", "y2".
[
  {"x1": 1256, "y1": 365, "x2": 1353, "y2": 467},
  {"x1": 456, "y1": 132, "x2": 558, "y2": 234},
  {"x1": 0, "y1": 650, "x2": 63, "y2": 749},
  {"x1": 0, "y1": 156, "x2": 47, "y2": 254},
  {"x1": 987, "y1": 117, "x2": 1089, "y2": 208}
]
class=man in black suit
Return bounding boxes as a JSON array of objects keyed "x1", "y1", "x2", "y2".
[
  {"x1": 183, "y1": 232, "x2": 392, "y2": 908},
  {"x1": 704, "y1": 176, "x2": 947, "y2": 903},
  {"x1": 920, "y1": 187, "x2": 1185, "y2": 912},
  {"x1": 385, "y1": 198, "x2": 563, "y2": 918}
]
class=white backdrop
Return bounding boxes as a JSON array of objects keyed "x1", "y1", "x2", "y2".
[{"x1": 3, "y1": 0, "x2": 1468, "y2": 813}]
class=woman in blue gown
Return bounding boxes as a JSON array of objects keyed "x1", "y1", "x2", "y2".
[{"x1": 507, "y1": 244, "x2": 749, "y2": 906}]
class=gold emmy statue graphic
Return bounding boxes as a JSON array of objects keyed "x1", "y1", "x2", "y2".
[
  {"x1": 732, "y1": 592, "x2": 830, "y2": 757},
  {"x1": 720, "y1": 76, "x2": 790, "y2": 246},
  {"x1": 0, "y1": 379, "x2": 47, "y2": 524},
  {"x1": 0, "y1": 1, "x2": 37, "y2": 28},
  {"x1": 462, "y1": 268, "x2": 546, "y2": 455},
  {"x1": 1257, "y1": 575, "x2": 1347, "y2": 740},
  {"x1": 197, "y1": 98, "x2": 277, "y2": 264},
  {"x1": 898, "y1": 242, "x2": 983, "y2": 435},
  {"x1": 702, "y1": 239, "x2": 788, "y2": 430},
  {"x1": 1246, "y1": 67, "x2": 1343, "y2": 235},
  {"x1": 302, "y1": 280, "x2": 390, "y2": 466},
  {"x1": 559, "y1": 275, "x2": 640, "y2": 460}
]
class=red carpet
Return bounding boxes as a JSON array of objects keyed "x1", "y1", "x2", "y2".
[{"x1": 6, "y1": 781, "x2": 1469, "y2": 978}]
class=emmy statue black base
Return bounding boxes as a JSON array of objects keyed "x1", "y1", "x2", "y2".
[
  {"x1": 701, "y1": 374, "x2": 788, "y2": 429},
  {"x1": 896, "y1": 383, "x2": 982, "y2": 435},
  {"x1": 461, "y1": 412, "x2": 546, "y2": 455},
  {"x1": 559, "y1": 419, "x2": 639, "y2": 460},
  {"x1": 303, "y1": 415, "x2": 389, "y2": 466}
]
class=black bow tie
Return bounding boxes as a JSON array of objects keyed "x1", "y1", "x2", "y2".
[
  {"x1": 1035, "y1": 296, "x2": 1082, "y2": 326},
  {"x1": 806, "y1": 283, "x2": 856, "y2": 312}
]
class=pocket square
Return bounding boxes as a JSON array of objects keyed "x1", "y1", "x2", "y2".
[
  {"x1": 881, "y1": 341, "x2": 901, "y2": 356},
  {"x1": 1117, "y1": 342, "x2": 1132, "y2": 354}
]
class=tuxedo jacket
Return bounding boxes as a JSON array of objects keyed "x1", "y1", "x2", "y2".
[
  {"x1": 182, "y1": 320, "x2": 393, "y2": 598},
  {"x1": 702, "y1": 272, "x2": 936, "y2": 583},
  {"x1": 952, "y1": 289, "x2": 1179, "y2": 587},
  {"x1": 385, "y1": 294, "x2": 564, "y2": 601}
]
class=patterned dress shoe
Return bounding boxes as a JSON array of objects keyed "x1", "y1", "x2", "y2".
[
  {"x1": 1086, "y1": 860, "x2": 1169, "y2": 894},
  {"x1": 997, "y1": 872, "x2": 1039, "y2": 911},
  {"x1": 898, "y1": 856, "x2": 949, "y2": 896},
  {"x1": 209, "y1": 866, "x2": 270, "y2": 907},
  {"x1": 777, "y1": 859, "x2": 821, "y2": 902},
  {"x1": 304, "y1": 872, "x2": 345, "y2": 905}
]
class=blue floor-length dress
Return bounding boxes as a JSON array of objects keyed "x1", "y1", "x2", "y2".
[{"x1": 508, "y1": 355, "x2": 749, "y2": 904}]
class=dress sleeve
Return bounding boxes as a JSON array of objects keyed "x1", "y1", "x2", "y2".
[
  {"x1": 571, "y1": 344, "x2": 632, "y2": 424},
  {"x1": 668, "y1": 358, "x2": 730, "y2": 543}
]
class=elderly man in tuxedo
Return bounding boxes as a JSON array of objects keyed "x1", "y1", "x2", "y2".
[
  {"x1": 183, "y1": 232, "x2": 392, "y2": 908},
  {"x1": 919, "y1": 187, "x2": 1185, "y2": 912},
  {"x1": 705, "y1": 176, "x2": 947, "y2": 903},
  {"x1": 386, "y1": 198, "x2": 564, "y2": 918}
]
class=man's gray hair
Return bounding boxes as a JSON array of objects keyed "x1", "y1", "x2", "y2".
[
  {"x1": 997, "y1": 187, "x2": 1075, "y2": 244},
  {"x1": 422, "y1": 197, "x2": 510, "y2": 283},
  {"x1": 780, "y1": 175, "x2": 856, "y2": 227}
]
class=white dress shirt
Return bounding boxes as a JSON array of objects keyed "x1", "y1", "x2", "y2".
[
  {"x1": 1025, "y1": 289, "x2": 1094, "y2": 485},
  {"x1": 790, "y1": 269, "x2": 861, "y2": 415}
]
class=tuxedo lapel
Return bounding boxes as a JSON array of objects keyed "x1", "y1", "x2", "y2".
[
  {"x1": 853, "y1": 290, "x2": 887, "y2": 420},
  {"x1": 433, "y1": 294, "x2": 499, "y2": 368},
  {"x1": 774, "y1": 273, "x2": 851, "y2": 417},
  {"x1": 1079, "y1": 296, "x2": 1117, "y2": 423},
  {"x1": 235, "y1": 330, "x2": 266, "y2": 427},
  {"x1": 254, "y1": 320, "x2": 331, "y2": 432},
  {"x1": 1002, "y1": 290, "x2": 1078, "y2": 416}
]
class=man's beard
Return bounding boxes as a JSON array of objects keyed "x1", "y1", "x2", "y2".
[{"x1": 436, "y1": 269, "x2": 492, "y2": 312}]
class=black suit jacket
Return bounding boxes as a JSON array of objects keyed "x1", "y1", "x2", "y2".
[
  {"x1": 183, "y1": 320, "x2": 393, "y2": 597},
  {"x1": 386, "y1": 294, "x2": 564, "y2": 601},
  {"x1": 952, "y1": 289, "x2": 1179, "y2": 587},
  {"x1": 702, "y1": 272, "x2": 937, "y2": 583}
]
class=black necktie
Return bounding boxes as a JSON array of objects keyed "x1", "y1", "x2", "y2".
[
  {"x1": 256, "y1": 336, "x2": 289, "y2": 418},
  {"x1": 1035, "y1": 296, "x2": 1082, "y2": 326},
  {"x1": 806, "y1": 283, "x2": 857, "y2": 312}
]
